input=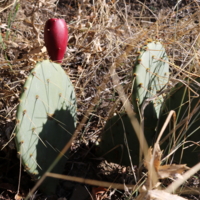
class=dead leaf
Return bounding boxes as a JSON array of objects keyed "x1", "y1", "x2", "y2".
[
  {"x1": 147, "y1": 189, "x2": 187, "y2": 200},
  {"x1": 144, "y1": 147, "x2": 162, "y2": 171},
  {"x1": 144, "y1": 145, "x2": 189, "y2": 179},
  {"x1": 158, "y1": 164, "x2": 189, "y2": 179},
  {"x1": 136, "y1": 186, "x2": 187, "y2": 200},
  {"x1": 92, "y1": 187, "x2": 108, "y2": 200},
  {"x1": 15, "y1": 194, "x2": 23, "y2": 200}
]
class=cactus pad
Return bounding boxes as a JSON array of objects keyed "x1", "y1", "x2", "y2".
[
  {"x1": 133, "y1": 41, "x2": 169, "y2": 120},
  {"x1": 96, "y1": 113, "x2": 155, "y2": 166},
  {"x1": 97, "y1": 42, "x2": 169, "y2": 166},
  {"x1": 158, "y1": 78, "x2": 200, "y2": 166},
  {"x1": 15, "y1": 60, "x2": 76, "y2": 194}
]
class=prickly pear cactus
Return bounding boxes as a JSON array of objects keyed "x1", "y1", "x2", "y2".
[
  {"x1": 15, "y1": 60, "x2": 76, "y2": 194},
  {"x1": 96, "y1": 113, "x2": 155, "y2": 166},
  {"x1": 158, "y1": 77, "x2": 200, "y2": 166},
  {"x1": 133, "y1": 41, "x2": 169, "y2": 125},
  {"x1": 96, "y1": 41, "x2": 170, "y2": 166}
]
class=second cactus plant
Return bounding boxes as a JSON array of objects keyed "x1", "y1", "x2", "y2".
[{"x1": 96, "y1": 41, "x2": 170, "y2": 166}]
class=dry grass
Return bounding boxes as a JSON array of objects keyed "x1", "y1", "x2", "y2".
[{"x1": 1, "y1": 0, "x2": 200, "y2": 199}]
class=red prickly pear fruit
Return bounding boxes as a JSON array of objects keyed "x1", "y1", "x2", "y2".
[{"x1": 44, "y1": 18, "x2": 68, "y2": 63}]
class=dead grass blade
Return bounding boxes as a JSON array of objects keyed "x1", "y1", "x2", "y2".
[{"x1": 46, "y1": 172, "x2": 137, "y2": 191}]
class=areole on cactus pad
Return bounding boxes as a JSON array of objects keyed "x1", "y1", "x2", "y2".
[
  {"x1": 15, "y1": 60, "x2": 76, "y2": 194},
  {"x1": 44, "y1": 18, "x2": 68, "y2": 63}
]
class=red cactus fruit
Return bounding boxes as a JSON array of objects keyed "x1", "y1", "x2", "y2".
[{"x1": 44, "y1": 18, "x2": 68, "y2": 63}]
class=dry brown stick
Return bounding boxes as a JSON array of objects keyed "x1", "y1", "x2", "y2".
[{"x1": 46, "y1": 172, "x2": 137, "y2": 191}]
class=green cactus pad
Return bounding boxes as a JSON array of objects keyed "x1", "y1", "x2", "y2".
[
  {"x1": 133, "y1": 41, "x2": 169, "y2": 120},
  {"x1": 96, "y1": 113, "x2": 155, "y2": 166},
  {"x1": 96, "y1": 42, "x2": 169, "y2": 166},
  {"x1": 158, "y1": 78, "x2": 200, "y2": 166},
  {"x1": 15, "y1": 60, "x2": 76, "y2": 194}
]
